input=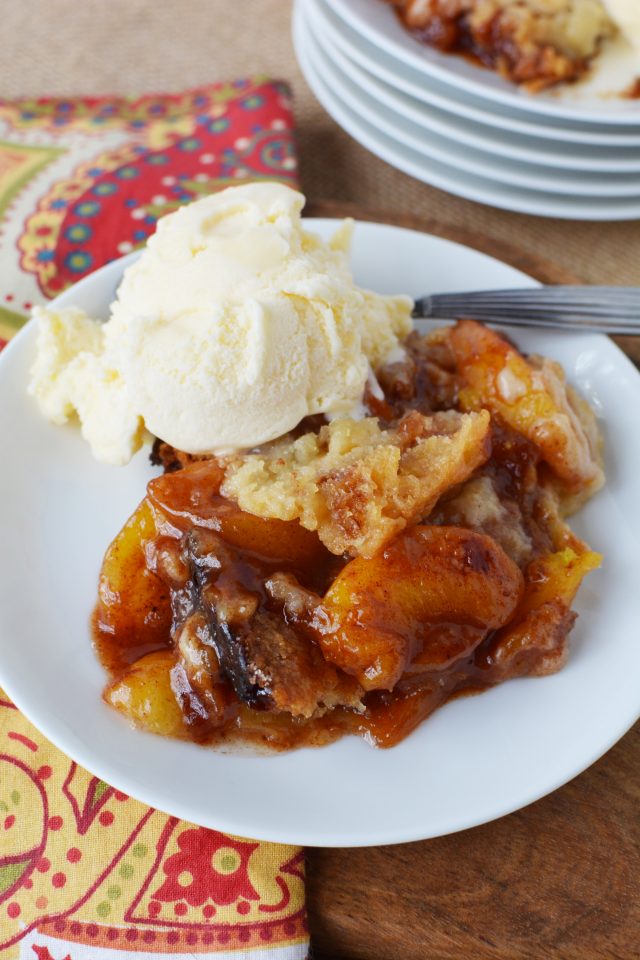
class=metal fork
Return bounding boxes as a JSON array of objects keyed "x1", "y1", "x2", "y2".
[{"x1": 412, "y1": 286, "x2": 640, "y2": 335}]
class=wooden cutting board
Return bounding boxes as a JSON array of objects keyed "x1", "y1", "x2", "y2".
[{"x1": 305, "y1": 203, "x2": 640, "y2": 960}]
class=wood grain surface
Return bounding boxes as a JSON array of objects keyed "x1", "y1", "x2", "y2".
[{"x1": 305, "y1": 204, "x2": 640, "y2": 960}]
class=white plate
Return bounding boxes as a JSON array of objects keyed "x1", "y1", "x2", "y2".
[
  {"x1": 316, "y1": 9, "x2": 640, "y2": 172},
  {"x1": 325, "y1": 0, "x2": 640, "y2": 124},
  {"x1": 1, "y1": 221, "x2": 640, "y2": 848},
  {"x1": 295, "y1": 8, "x2": 640, "y2": 220},
  {"x1": 306, "y1": 17, "x2": 640, "y2": 195},
  {"x1": 309, "y1": 0, "x2": 640, "y2": 148}
]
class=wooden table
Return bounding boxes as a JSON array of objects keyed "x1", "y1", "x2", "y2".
[{"x1": 305, "y1": 205, "x2": 640, "y2": 960}]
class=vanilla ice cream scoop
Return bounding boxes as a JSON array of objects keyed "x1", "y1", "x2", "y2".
[{"x1": 29, "y1": 183, "x2": 413, "y2": 464}]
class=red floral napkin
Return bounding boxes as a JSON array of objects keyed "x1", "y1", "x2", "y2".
[{"x1": 0, "y1": 78, "x2": 308, "y2": 960}]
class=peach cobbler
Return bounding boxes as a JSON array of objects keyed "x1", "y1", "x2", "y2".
[
  {"x1": 386, "y1": 0, "x2": 618, "y2": 90},
  {"x1": 93, "y1": 318, "x2": 603, "y2": 750}
]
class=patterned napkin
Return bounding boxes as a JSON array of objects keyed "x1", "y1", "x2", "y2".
[{"x1": 0, "y1": 79, "x2": 308, "y2": 959}]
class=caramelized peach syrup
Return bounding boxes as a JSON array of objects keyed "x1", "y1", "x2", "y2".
[{"x1": 93, "y1": 455, "x2": 599, "y2": 750}]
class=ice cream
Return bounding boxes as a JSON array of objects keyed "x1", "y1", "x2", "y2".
[
  {"x1": 603, "y1": 0, "x2": 640, "y2": 52},
  {"x1": 29, "y1": 305, "x2": 148, "y2": 464},
  {"x1": 29, "y1": 183, "x2": 413, "y2": 465}
]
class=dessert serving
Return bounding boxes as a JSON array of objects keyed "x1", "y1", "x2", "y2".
[
  {"x1": 29, "y1": 183, "x2": 603, "y2": 751},
  {"x1": 385, "y1": 0, "x2": 639, "y2": 91}
]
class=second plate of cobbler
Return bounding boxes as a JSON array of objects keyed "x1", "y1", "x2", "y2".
[{"x1": 0, "y1": 184, "x2": 639, "y2": 846}]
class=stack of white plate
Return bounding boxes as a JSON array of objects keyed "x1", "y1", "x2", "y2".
[{"x1": 293, "y1": 0, "x2": 640, "y2": 220}]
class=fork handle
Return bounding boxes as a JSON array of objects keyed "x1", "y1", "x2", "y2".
[{"x1": 413, "y1": 286, "x2": 640, "y2": 336}]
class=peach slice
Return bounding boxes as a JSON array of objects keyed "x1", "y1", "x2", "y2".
[
  {"x1": 450, "y1": 319, "x2": 602, "y2": 492},
  {"x1": 148, "y1": 461, "x2": 328, "y2": 574},
  {"x1": 317, "y1": 525, "x2": 524, "y2": 691},
  {"x1": 94, "y1": 498, "x2": 173, "y2": 669},
  {"x1": 104, "y1": 651, "x2": 188, "y2": 738},
  {"x1": 483, "y1": 540, "x2": 602, "y2": 680}
]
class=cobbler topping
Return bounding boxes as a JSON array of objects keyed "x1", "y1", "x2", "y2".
[{"x1": 221, "y1": 408, "x2": 491, "y2": 558}]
